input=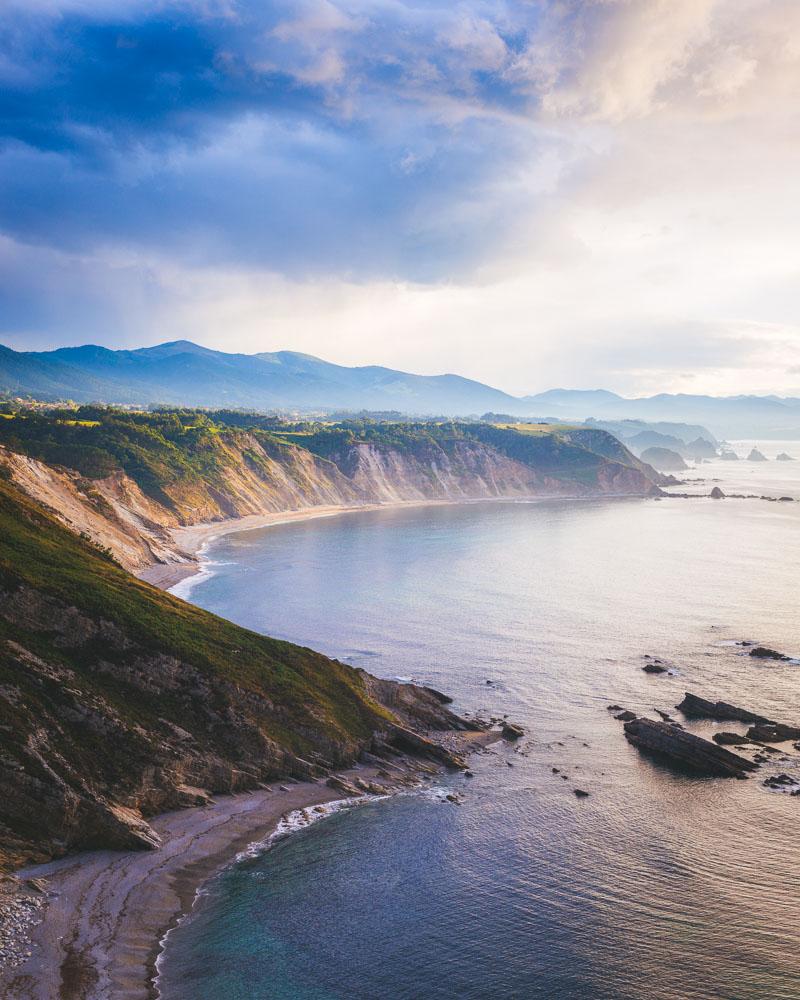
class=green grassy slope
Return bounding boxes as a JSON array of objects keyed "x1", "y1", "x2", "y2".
[{"x1": 0, "y1": 476, "x2": 441, "y2": 869}]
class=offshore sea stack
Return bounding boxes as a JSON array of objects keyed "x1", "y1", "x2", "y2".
[{"x1": 623, "y1": 719, "x2": 758, "y2": 777}]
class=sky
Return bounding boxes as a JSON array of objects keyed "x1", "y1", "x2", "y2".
[{"x1": 1, "y1": 0, "x2": 799, "y2": 396}]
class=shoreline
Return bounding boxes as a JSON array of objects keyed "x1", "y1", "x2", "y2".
[
  {"x1": 137, "y1": 493, "x2": 656, "y2": 593},
  {"x1": 0, "y1": 736, "x2": 496, "y2": 1000}
]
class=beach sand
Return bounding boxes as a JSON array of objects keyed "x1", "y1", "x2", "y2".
[{"x1": 1, "y1": 762, "x2": 432, "y2": 1000}]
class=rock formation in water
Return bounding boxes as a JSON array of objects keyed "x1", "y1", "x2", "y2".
[
  {"x1": 749, "y1": 646, "x2": 790, "y2": 661},
  {"x1": 747, "y1": 447, "x2": 768, "y2": 462},
  {"x1": 676, "y1": 693, "x2": 770, "y2": 723},
  {"x1": 776, "y1": 452, "x2": 795, "y2": 461},
  {"x1": 623, "y1": 719, "x2": 758, "y2": 777}
]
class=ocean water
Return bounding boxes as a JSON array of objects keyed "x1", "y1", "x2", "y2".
[{"x1": 159, "y1": 445, "x2": 800, "y2": 1000}]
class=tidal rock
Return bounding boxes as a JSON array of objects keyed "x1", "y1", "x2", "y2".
[
  {"x1": 676, "y1": 693, "x2": 770, "y2": 724},
  {"x1": 623, "y1": 718, "x2": 758, "y2": 777},
  {"x1": 713, "y1": 732, "x2": 751, "y2": 746},
  {"x1": 720, "y1": 450, "x2": 739, "y2": 461},
  {"x1": 776, "y1": 453, "x2": 795, "y2": 461},
  {"x1": 615, "y1": 710, "x2": 637, "y2": 722},
  {"x1": 778, "y1": 496, "x2": 795, "y2": 502},
  {"x1": 607, "y1": 704, "x2": 624, "y2": 712},
  {"x1": 501, "y1": 722, "x2": 524, "y2": 740},
  {"x1": 747, "y1": 447, "x2": 768, "y2": 462},
  {"x1": 573, "y1": 789, "x2": 590, "y2": 798},
  {"x1": 746, "y1": 723, "x2": 800, "y2": 743},
  {"x1": 763, "y1": 774, "x2": 800, "y2": 790},
  {"x1": 749, "y1": 646, "x2": 790, "y2": 661},
  {"x1": 654, "y1": 709, "x2": 673, "y2": 721},
  {"x1": 643, "y1": 662, "x2": 668, "y2": 674},
  {"x1": 709, "y1": 486, "x2": 725, "y2": 499}
]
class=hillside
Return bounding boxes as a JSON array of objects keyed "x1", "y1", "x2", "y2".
[
  {"x1": 0, "y1": 342, "x2": 519, "y2": 416},
  {"x1": 0, "y1": 475, "x2": 470, "y2": 871},
  {"x1": 0, "y1": 411, "x2": 664, "y2": 576},
  {"x1": 3, "y1": 342, "x2": 800, "y2": 435}
]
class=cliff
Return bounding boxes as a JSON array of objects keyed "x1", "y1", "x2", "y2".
[
  {"x1": 0, "y1": 476, "x2": 471, "y2": 871},
  {"x1": 0, "y1": 411, "x2": 663, "y2": 575}
]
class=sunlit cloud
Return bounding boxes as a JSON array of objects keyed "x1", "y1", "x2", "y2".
[{"x1": 1, "y1": 0, "x2": 799, "y2": 394}]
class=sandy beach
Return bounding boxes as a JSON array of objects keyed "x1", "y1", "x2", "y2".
[{"x1": 0, "y1": 760, "x2": 443, "y2": 1000}]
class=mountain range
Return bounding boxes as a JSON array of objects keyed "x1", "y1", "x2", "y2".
[{"x1": 2, "y1": 341, "x2": 799, "y2": 438}]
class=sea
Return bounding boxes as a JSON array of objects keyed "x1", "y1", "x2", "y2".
[{"x1": 157, "y1": 442, "x2": 800, "y2": 1000}]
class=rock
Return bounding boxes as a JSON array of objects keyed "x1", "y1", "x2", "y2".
[
  {"x1": 464, "y1": 770, "x2": 474, "y2": 778},
  {"x1": 763, "y1": 773, "x2": 800, "y2": 789},
  {"x1": 326, "y1": 775, "x2": 363, "y2": 797},
  {"x1": 676, "y1": 693, "x2": 771, "y2": 724},
  {"x1": 778, "y1": 496, "x2": 795, "y2": 502},
  {"x1": 501, "y1": 722, "x2": 524, "y2": 740},
  {"x1": 713, "y1": 732, "x2": 751, "y2": 746},
  {"x1": 654, "y1": 709, "x2": 673, "y2": 721},
  {"x1": 422, "y1": 686, "x2": 453, "y2": 704},
  {"x1": 776, "y1": 453, "x2": 795, "y2": 461},
  {"x1": 623, "y1": 718, "x2": 758, "y2": 777},
  {"x1": 746, "y1": 723, "x2": 800, "y2": 743},
  {"x1": 749, "y1": 646, "x2": 790, "y2": 661},
  {"x1": 720, "y1": 450, "x2": 739, "y2": 461},
  {"x1": 607, "y1": 704, "x2": 624, "y2": 712},
  {"x1": 387, "y1": 724, "x2": 467, "y2": 769},
  {"x1": 573, "y1": 789, "x2": 590, "y2": 798},
  {"x1": 709, "y1": 486, "x2": 725, "y2": 499},
  {"x1": 615, "y1": 710, "x2": 637, "y2": 722},
  {"x1": 747, "y1": 447, "x2": 768, "y2": 462},
  {"x1": 643, "y1": 662, "x2": 668, "y2": 674}
]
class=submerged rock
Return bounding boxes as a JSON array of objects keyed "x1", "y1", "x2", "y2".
[
  {"x1": 749, "y1": 646, "x2": 790, "y2": 661},
  {"x1": 623, "y1": 718, "x2": 758, "y2": 777},
  {"x1": 615, "y1": 710, "x2": 638, "y2": 722},
  {"x1": 643, "y1": 662, "x2": 668, "y2": 674},
  {"x1": 573, "y1": 789, "x2": 590, "y2": 798},
  {"x1": 501, "y1": 722, "x2": 524, "y2": 740}
]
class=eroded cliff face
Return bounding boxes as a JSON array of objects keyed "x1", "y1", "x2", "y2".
[
  {"x1": 0, "y1": 430, "x2": 660, "y2": 575},
  {"x1": 0, "y1": 480, "x2": 472, "y2": 870}
]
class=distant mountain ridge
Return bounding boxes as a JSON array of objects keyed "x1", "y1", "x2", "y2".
[{"x1": 2, "y1": 341, "x2": 799, "y2": 437}]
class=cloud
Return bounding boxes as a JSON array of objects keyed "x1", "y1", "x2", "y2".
[{"x1": 1, "y1": 1, "x2": 800, "y2": 395}]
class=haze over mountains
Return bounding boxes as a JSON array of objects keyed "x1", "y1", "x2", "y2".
[{"x1": 2, "y1": 341, "x2": 799, "y2": 439}]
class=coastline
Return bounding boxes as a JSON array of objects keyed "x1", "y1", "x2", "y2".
[
  {"x1": 137, "y1": 499, "x2": 479, "y2": 592},
  {"x1": 137, "y1": 493, "x2": 653, "y2": 593},
  {"x1": 0, "y1": 739, "x2": 495, "y2": 1000}
]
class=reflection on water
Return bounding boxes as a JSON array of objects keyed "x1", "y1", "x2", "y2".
[{"x1": 159, "y1": 452, "x2": 800, "y2": 1000}]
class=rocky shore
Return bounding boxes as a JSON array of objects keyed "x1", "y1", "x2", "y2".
[{"x1": 0, "y1": 727, "x2": 501, "y2": 1000}]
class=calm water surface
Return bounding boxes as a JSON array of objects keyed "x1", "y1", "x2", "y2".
[{"x1": 159, "y1": 445, "x2": 800, "y2": 1000}]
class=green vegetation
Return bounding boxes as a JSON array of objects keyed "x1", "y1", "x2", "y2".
[
  {"x1": 0, "y1": 475, "x2": 389, "y2": 752},
  {"x1": 0, "y1": 407, "x2": 655, "y2": 514}
]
